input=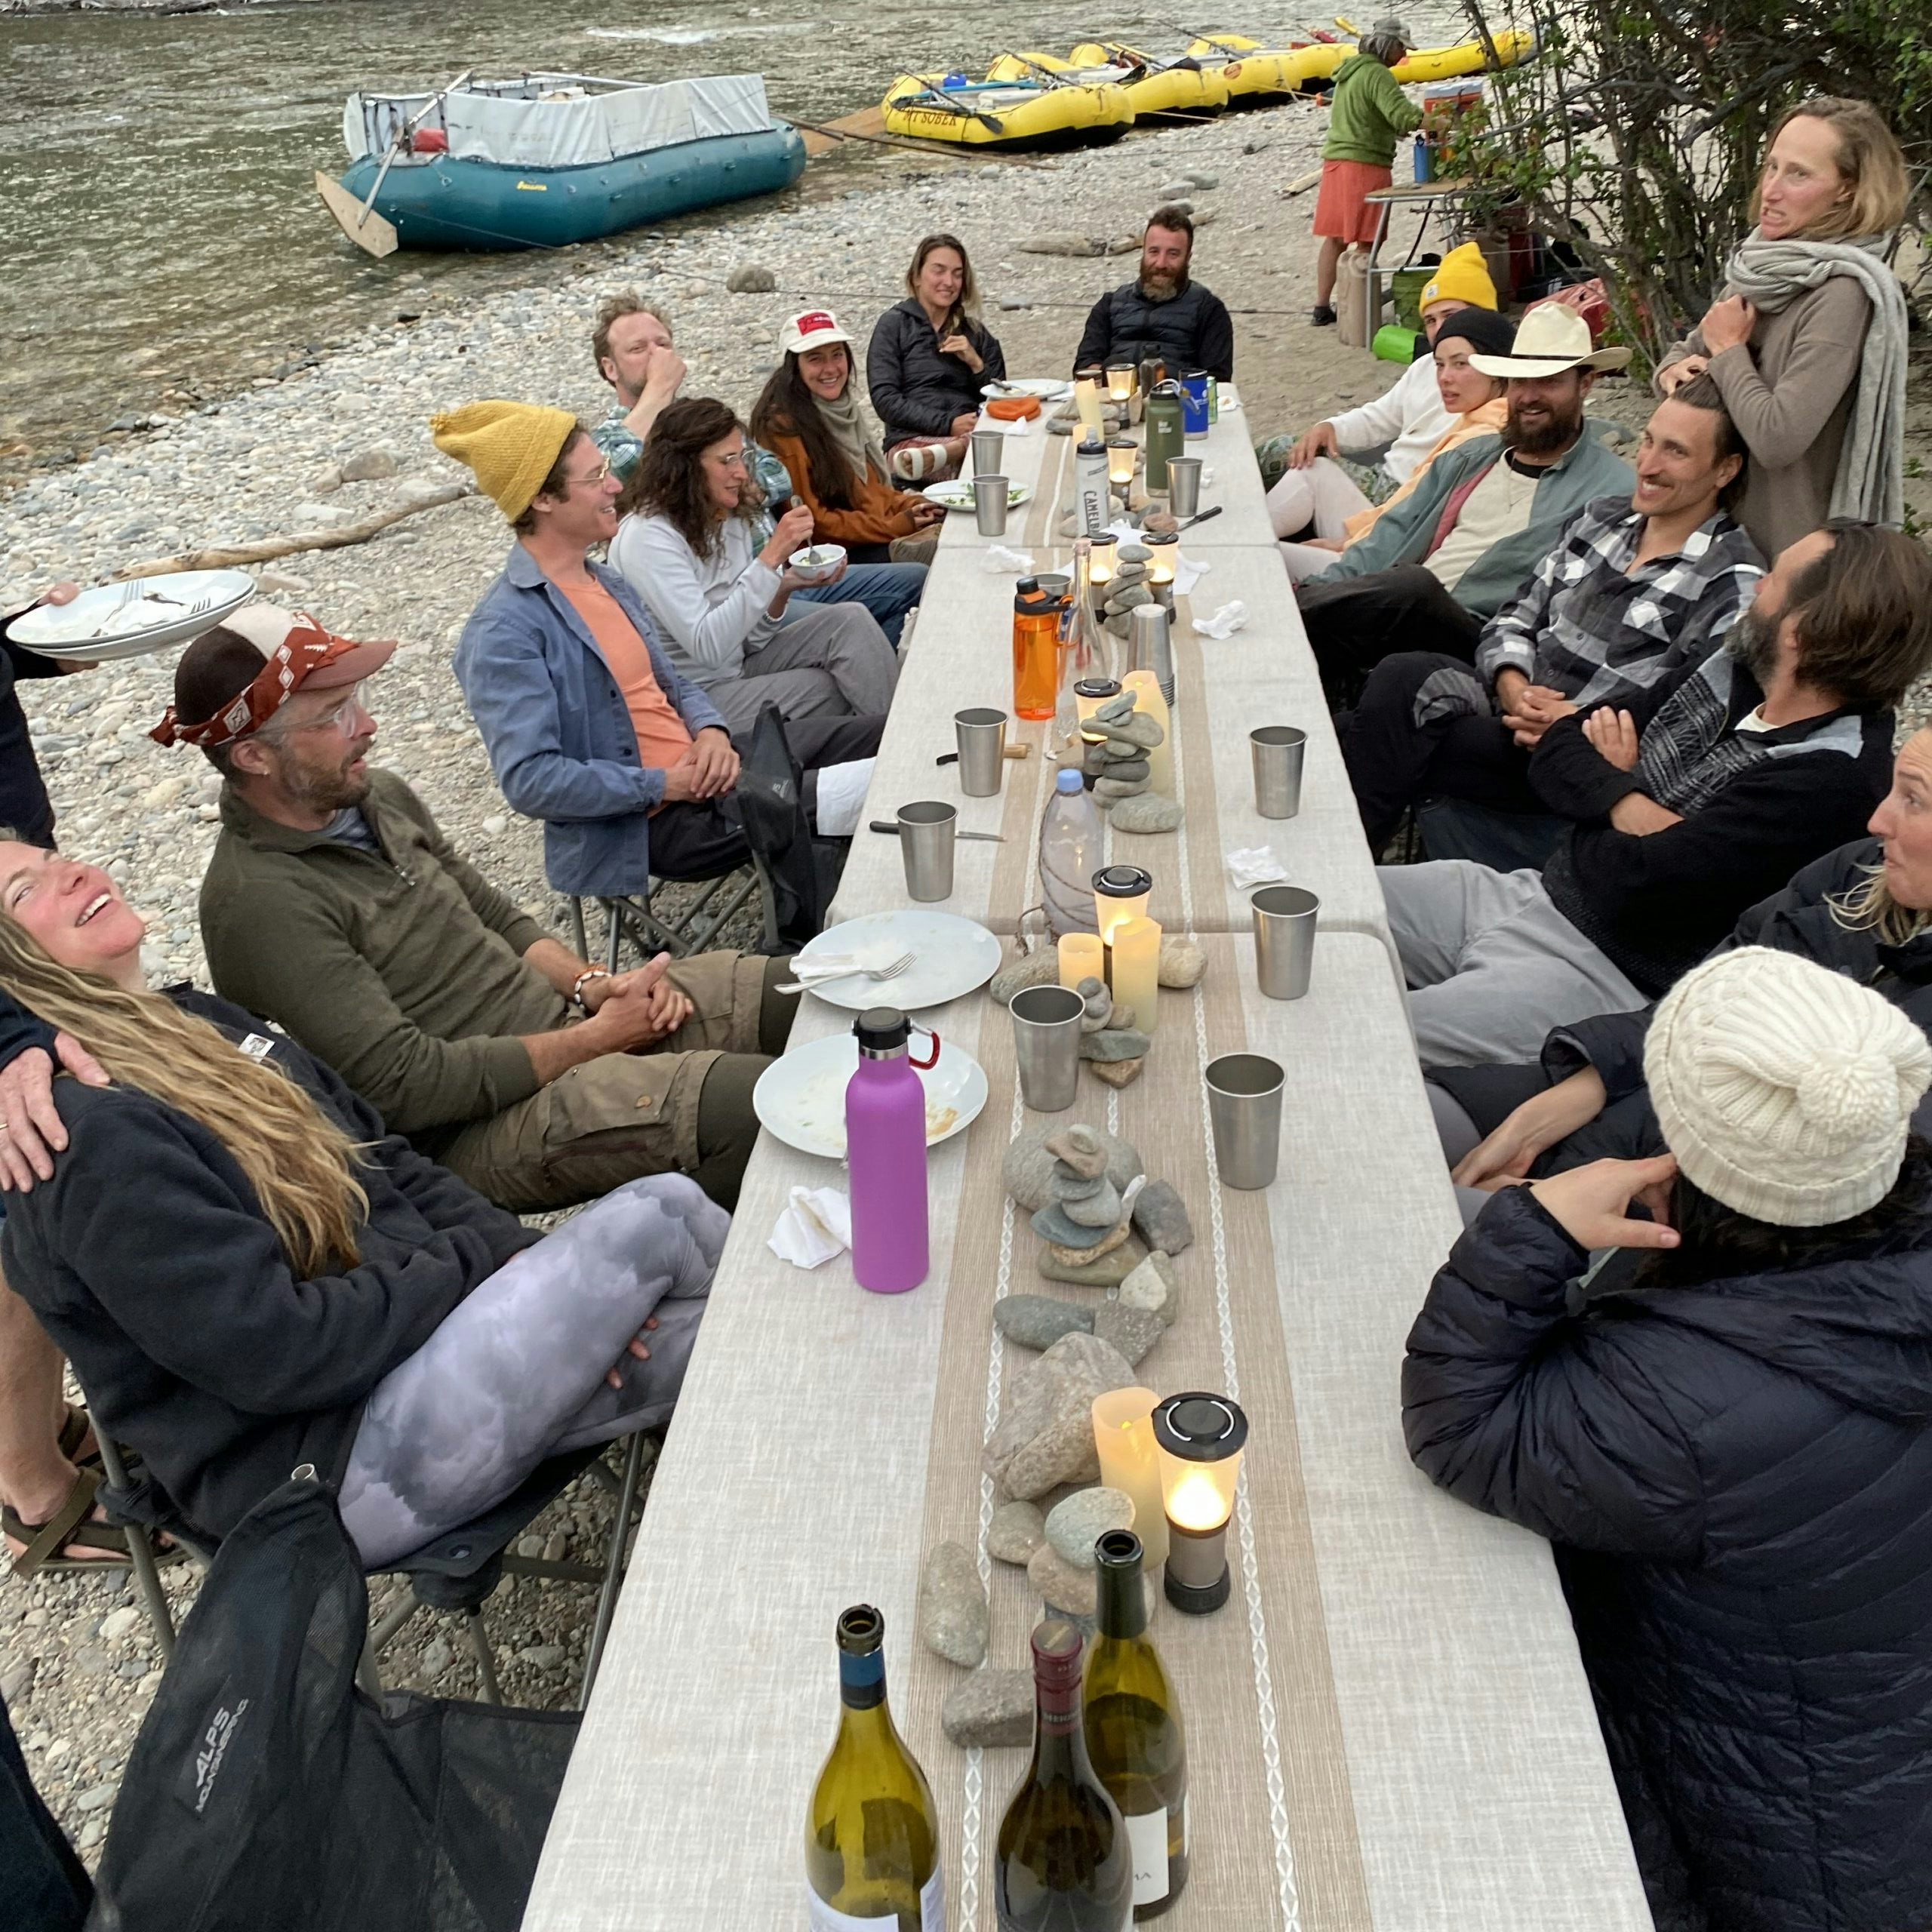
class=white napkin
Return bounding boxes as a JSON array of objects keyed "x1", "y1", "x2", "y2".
[
  {"x1": 1193, "y1": 599, "x2": 1248, "y2": 640},
  {"x1": 812, "y1": 758, "x2": 872, "y2": 838},
  {"x1": 983, "y1": 414, "x2": 1033, "y2": 436},
  {"x1": 1218, "y1": 383, "x2": 1242, "y2": 411},
  {"x1": 1174, "y1": 553, "x2": 1211, "y2": 598},
  {"x1": 769, "y1": 1186, "x2": 853, "y2": 1269},
  {"x1": 983, "y1": 546, "x2": 1036, "y2": 574},
  {"x1": 1226, "y1": 846, "x2": 1287, "y2": 890}
]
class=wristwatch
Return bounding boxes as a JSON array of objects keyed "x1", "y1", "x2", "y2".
[{"x1": 571, "y1": 968, "x2": 611, "y2": 1013}]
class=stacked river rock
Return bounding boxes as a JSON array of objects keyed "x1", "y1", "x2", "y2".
[{"x1": 1083, "y1": 688, "x2": 1183, "y2": 835}]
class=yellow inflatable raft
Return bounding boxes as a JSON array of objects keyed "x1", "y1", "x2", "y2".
[
  {"x1": 1186, "y1": 25, "x2": 1537, "y2": 98},
  {"x1": 1064, "y1": 43, "x2": 1235, "y2": 115},
  {"x1": 881, "y1": 70, "x2": 1134, "y2": 149}
]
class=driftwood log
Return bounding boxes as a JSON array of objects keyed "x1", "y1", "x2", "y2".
[{"x1": 112, "y1": 482, "x2": 473, "y2": 580}]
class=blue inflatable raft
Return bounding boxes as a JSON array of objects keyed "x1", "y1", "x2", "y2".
[{"x1": 323, "y1": 72, "x2": 806, "y2": 254}]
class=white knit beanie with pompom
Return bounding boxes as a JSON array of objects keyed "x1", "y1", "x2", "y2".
[{"x1": 1645, "y1": 946, "x2": 1932, "y2": 1227}]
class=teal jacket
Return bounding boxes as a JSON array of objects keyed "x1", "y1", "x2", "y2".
[
  {"x1": 1303, "y1": 423, "x2": 1636, "y2": 620},
  {"x1": 1321, "y1": 52, "x2": 1420, "y2": 167}
]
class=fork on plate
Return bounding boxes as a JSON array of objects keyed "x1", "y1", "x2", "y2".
[{"x1": 777, "y1": 952, "x2": 915, "y2": 995}]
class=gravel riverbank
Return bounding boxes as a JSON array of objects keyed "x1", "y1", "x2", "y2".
[{"x1": 1, "y1": 91, "x2": 1928, "y2": 1861}]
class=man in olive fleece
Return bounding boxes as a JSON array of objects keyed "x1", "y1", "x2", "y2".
[{"x1": 158, "y1": 607, "x2": 789, "y2": 1214}]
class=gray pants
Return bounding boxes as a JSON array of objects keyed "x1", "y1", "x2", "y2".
[
  {"x1": 338, "y1": 1174, "x2": 728, "y2": 1568},
  {"x1": 704, "y1": 601, "x2": 899, "y2": 732},
  {"x1": 1380, "y1": 860, "x2": 1647, "y2": 1069}
]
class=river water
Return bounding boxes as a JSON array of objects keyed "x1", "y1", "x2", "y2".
[{"x1": 0, "y1": 0, "x2": 1447, "y2": 476}]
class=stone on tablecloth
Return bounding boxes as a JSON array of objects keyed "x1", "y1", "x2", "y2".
[
  {"x1": 987, "y1": 1499, "x2": 1048, "y2": 1565},
  {"x1": 984, "y1": 1331, "x2": 1137, "y2": 1499},
  {"x1": 1118, "y1": 1249, "x2": 1179, "y2": 1323},
  {"x1": 1104, "y1": 584, "x2": 1154, "y2": 615},
  {"x1": 1094, "y1": 756, "x2": 1151, "y2": 785},
  {"x1": 1046, "y1": 1128, "x2": 1109, "y2": 1180},
  {"x1": 1005, "y1": 1122, "x2": 1142, "y2": 1211},
  {"x1": 1088, "y1": 1056, "x2": 1146, "y2": 1089},
  {"x1": 995, "y1": 1294, "x2": 1094, "y2": 1351},
  {"x1": 1094, "y1": 1301, "x2": 1165, "y2": 1367},
  {"x1": 1061, "y1": 1177, "x2": 1123, "y2": 1228},
  {"x1": 1029, "y1": 1543, "x2": 1101, "y2": 1618},
  {"x1": 1158, "y1": 938, "x2": 1206, "y2": 987},
  {"x1": 1046, "y1": 1487, "x2": 1136, "y2": 1568},
  {"x1": 1110, "y1": 792, "x2": 1185, "y2": 834},
  {"x1": 1078, "y1": 1027, "x2": 1150, "y2": 1063},
  {"x1": 1040, "y1": 1243, "x2": 1140, "y2": 1286},
  {"x1": 943, "y1": 1668, "x2": 1035, "y2": 1747},
  {"x1": 1094, "y1": 776, "x2": 1148, "y2": 803},
  {"x1": 1131, "y1": 1180, "x2": 1194, "y2": 1256},
  {"x1": 1038, "y1": 1215, "x2": 1132, "y2": 1263},
  {"x1": 1076, "y1": 978, "x2": 1112, "y2": 1032},
  {"x1": 990, "y1": 949, "x2": 1062, "y2": 1005},
  {"x1": 1105, "y1": 709, "x2": 1164, "y2": 750},
  {"x1": 1119, "y1": 543, "x2": 1150, "y2": 563},
  {"x1": 918, "y1": 1540, "x2": 989, "y2": 1668}
]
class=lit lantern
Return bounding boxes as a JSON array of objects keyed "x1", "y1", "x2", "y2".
[
  {"x1": 1105, "y1": 365, "x2": 1137, "y2": 404},
  {"x1": 1152, "y1": 1392, "x2": 1249, "y2": 1614},
  {"x1": 1106, "y1": 437, "x2": 1138, "y2": 496},
  {"x1": 1091, "y1": 864, "x2": 1153, "y2": 946}
]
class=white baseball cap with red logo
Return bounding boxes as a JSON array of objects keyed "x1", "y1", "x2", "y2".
[{"x1": 778, "y1": 309, "x2": 854, "y2": 357}]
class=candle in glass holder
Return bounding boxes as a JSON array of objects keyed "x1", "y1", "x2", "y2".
[
  {"x1": 1058, "y1": 931, "x2": 1105, "y2": 990},
  {"x1": 1088, "y1": 534, "x2": 1118, "y2": 608},
  {"x1": 1106, "y1": 437, "x2": 1138, "y2": 496},
  {"x1": 1091, "y1": 1387, "x2": 1169, "y2": 1568},
  {"x1": 1154, "y1": 1392, "x2": 1249, "y2": 1615},
  {"x1": 1120, "y1": 669, "x2": 1174, "y2": 798},
  {"x1": 1110, "y1": 915, "x2": 1161, "y2": 1036},
  {"x1": 1105, "y1": 364, "x2": 1137, "y2": 405},
  {"x1": 1073, "y1": 375, "x2": 1105, "y2": 441},
  {"x1": 1146, "y1": 533, "x2": 1178, "y2": 586},
  {"x1": 1074, "y1": 675, "x2": 1121, "y2": 743},
  {"x1": 1092, "y1": 864, "x2": 1153, "y2": 946}
]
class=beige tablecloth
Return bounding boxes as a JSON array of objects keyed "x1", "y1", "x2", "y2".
[{"x1": 520, "y1": 935, "x2": 1650, "y2": 1930}]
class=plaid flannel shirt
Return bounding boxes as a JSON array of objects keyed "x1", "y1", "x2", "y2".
[
  {"x1": 1475, "y1": 497, "x2": 1764, "y2": 708},
  {"x1": 591, "y1": 408, "x2": 794, "y2": 542}
]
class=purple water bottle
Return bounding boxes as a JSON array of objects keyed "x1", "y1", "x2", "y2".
[{"x1": 846, "y1": 1008, "x2": 937, "y2": 1294}]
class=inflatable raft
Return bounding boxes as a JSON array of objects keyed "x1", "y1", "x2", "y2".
[
  {"x1": 1061, "y1": 44, "x2": 1235, "y2": 115},
  {"x1": 326, "y1": 72, "x2": 805, "y2": 254},
  {"x1": 1185, "y1": 25, "x2": 1537, "y2": 99},
  {"x1": 880, "y1": 70, "x2": 1134, "y2": 149}
]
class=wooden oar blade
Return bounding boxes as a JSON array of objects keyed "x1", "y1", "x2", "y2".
[{"x1": 315, "y1": 170, "x2": 400, "y2": 258}]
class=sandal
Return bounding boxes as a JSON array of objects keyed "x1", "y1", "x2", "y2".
[
  {"x1": 2, "y1": 1466, "x2": 180, "y2": 1577},
  {"x1": 56, "y1": 1404, "x2": 98, "y2": 1470}
]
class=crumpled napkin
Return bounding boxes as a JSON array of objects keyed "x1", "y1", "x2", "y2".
[
  {"x1": 983, "y1": 545, "x2": 1035, "y2": 574},
  {"x1": 984, "y1": 414, "x2": 1033, "y2": 436},
  {"x1": 769, "y1": 1186, "x2": 853, "y2": 1269},
  {"x1": 1173, "y1": 553, "x2": 1210, "y2": 598},
  {"x1": 1193, "y1": 599, "x2": 1247, "y2": 640},
  {"x1": 1226, "y1": 846, "x2": 1287, "y2": 890}
]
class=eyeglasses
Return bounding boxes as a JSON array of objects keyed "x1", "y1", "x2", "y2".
[
  {"x1": 706, "y1": 449, "x2": 750, "y2": 472},
  {"x1": 262, "y1": 685, "x2": 365, "y2": 740},
  {"x1": 564, "y1": 459, "x2": 613, "y2": 489}
]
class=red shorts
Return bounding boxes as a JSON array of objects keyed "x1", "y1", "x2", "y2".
[{"x1": 1312, "y1": 159, "x2": 1393, "y2": 247}]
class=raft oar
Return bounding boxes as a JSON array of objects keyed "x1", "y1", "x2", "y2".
[
  {"x1": 901, "y1": 81, "x2": 1006, "y2": 135},
  {"x1": 319, "y1": 66, "x2": 473, "y2": 258}
]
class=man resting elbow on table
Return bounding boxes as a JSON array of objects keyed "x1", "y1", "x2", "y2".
[{"x1": 1379, "y1": 522, "x2": 1932, "y2": 1068}]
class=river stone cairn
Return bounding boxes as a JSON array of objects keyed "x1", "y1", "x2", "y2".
[
  {"x1": 1072, "y1": 974, "x2": 1148, "y2": 1089},
  {"x1": 1083, "y1": 691, "x2": 1163, "y2": 804},
  {"x1": 1100, "y1": 543, "x2": 1153, "y2": 635}
]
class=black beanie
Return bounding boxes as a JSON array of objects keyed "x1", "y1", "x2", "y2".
[{"x1": 1430, "y1": 306, "x2": 1517, "y2": 359}]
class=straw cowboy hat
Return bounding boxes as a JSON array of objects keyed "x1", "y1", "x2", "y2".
[{"x1": 1469, "y1": 302, "x2": 1632, "y2": 378}]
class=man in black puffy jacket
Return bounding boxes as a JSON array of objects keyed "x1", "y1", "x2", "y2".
[{"x1": 1071, "y1": 206, "x2": 1234, "y2": 380}]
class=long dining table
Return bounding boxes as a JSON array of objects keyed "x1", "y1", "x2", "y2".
[{"x1": 518, "y1": 383, "x2": 1652, "y2": 1930}]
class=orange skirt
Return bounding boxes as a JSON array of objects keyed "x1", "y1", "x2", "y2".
[{"x1": 1312, "y1": 159, "x2": 1392, "y2": 246}]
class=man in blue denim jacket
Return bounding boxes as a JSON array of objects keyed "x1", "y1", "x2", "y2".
[{"x1": 438, "y1": 401, "x2": 878, "y2": 904}]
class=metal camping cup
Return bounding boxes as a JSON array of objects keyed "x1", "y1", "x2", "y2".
[
  {"x1": 1204, "y1": 1053, "x2": 1284, "y2": 1190},
  {"x1": 971, "y1": 428, "x2": 1005, "y2": 477},
  {"x1": 1011, "y1": 984, "x2": 1086, "y2": 1112},
  {"x1": 1165, "y1": 456, "x2": 1203, "y2": 521},
  {"x1": 1251, "y1": 886, "x2": 1319, "y2": 1000},
  {"x1": 974, "y1": 474, "x2": 1010, "y2": 537},
  {"x1": 1250, "y1": 725, "x2": 1306, "y2": 820},
  {"x1": 954, "y1": 707, "x2": 1009, "y2": 797},
  {"x1": 897, "y1": 800, "x2": 957, "y2": 901},
  {"x1": 1129, "y1": 604, "x2": 1175, "y2": 708}
]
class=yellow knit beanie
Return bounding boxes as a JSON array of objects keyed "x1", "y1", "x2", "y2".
[
  {"x1": 1420, "y1": 242, "x2": 1498, "y2": 314},
  {"x1": 431, "y1": 400, "x2": 580, "y2": 521}
]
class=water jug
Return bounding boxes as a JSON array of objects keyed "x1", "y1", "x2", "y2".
[
  {"x1": 1040, "y1": 768, "x2": 1103, "y2": 937},
  {"x1": 845, "y1": 1008, "x2": 938, "y2": 1293}
]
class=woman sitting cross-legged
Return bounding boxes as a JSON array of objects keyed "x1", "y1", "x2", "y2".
[
  {"x1": 610, "y1": 397, "x2": 901, "y2": 736},
  {"x1": 1405, "y1": 945, "x2": 1932, "y2": 1932},
  {"x1": 0, "y1": 838, "x2": 727, "y2": 1567}
]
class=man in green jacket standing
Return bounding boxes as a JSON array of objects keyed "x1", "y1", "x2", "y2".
[
  {"x1": 1294, "y1": 305, "x2": 1635, "y2": 708},
  {"x1": 1309, "y1": 20, "x2": 1419, "y2": 325}
]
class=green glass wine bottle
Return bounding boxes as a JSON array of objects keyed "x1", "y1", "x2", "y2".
[
  {"x1": 805, "y1": 1605, "x2": 945, "y2": 1930},
  {"x1": 1082, "y1": 1531, "x2": 1189, "y2": 1918},
  {"x1": 995, "y1": 1619, "x2": 1133, "y2": 1931}
]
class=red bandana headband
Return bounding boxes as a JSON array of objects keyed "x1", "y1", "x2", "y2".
[{"x1": 149, "y1": 615, "x2": 360, "y2": 749}]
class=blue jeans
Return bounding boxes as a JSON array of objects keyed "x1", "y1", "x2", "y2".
[{"x1": 791, "y1": 561, "x2": 926, "y2": 647}]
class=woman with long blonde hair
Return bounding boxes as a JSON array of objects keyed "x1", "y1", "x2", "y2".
[{"x1": 0, "y1": 838, "x2": 724, "y2": 1564}]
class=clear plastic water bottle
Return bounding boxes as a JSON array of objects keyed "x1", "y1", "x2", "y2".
[
  {"x1": 845, "y1": 1008, "x2": 935, "y2": 1294},
  {"x1": 1040, "y1": 767, "x2": 1103, "y2": 938}
]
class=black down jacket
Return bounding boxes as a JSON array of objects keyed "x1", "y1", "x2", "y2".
[
  {"x1": 1404, "y1": 1183, "x2": 1932, "y2": 1932},
  {"x1": 865, "y1": 299, "x2": 1007, "y2": 445},
  {"x1": 1071, "y1": 277, "x2": 1234, "y2": 381}
]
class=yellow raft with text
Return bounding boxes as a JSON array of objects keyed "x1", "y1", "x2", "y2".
[{"x1": 880, "y1": 69, "x2": 1134, "y2": 149}]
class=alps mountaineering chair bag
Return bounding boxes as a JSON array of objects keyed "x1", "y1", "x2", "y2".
[
  {"x1": 86, "y1": 1472, "x2": 578, "y2": 1932},
  {"x1": 737, "y1": 700, "x2": 841, "y2": 949}
]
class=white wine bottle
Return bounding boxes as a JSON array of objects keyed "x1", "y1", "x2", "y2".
[
  {"x1": 1082, "y1": 1531, "x2": 1189, "y2": 1919},
  {"x1": 806, "y1": 1604, "x2": 946, "y2": 1930},
  {"x1": 995, "y1": 1619, "x2": 1133, "y2": 1931}
]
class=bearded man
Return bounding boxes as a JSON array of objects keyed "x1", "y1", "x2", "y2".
[{"x1": 1070, "y1": 205, "x2": 1235, "y2": 381}]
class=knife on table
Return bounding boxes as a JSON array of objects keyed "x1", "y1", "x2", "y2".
[{"x1": 869, "y1": 821, "x2": 1006, "y2": 842}]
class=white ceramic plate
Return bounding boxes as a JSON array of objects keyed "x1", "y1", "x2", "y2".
[
  {"x1": 10, "y1": 570, "x2": 256, "y2": 663},
  {"x1": 795, "y1": 909, "x2": 1003, "y2": 1011},
  {"x1": 923, "y1": 479, "x2": 1031, "y2": 512},
  {"x1": 754, "y1": 1032, "x2": 988, "y2": 1161},
  {"x1": 983, "y1": 377, "x2": 1072, "y2": 400}
]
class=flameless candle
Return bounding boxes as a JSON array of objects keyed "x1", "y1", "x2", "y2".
[
  {"x1": 1089, "y1": 533, "x2": 1118, "y2": 588},
  {"x1": 1146, "y1": 533, "x2": 1178, "y2": 586},
  {"x1": 1091, "y1": 1386, "x2": 1169, "y2": 1568},
  {"x1": 1092, "y1": 864, "x2": 1153, "y2": 946},
  {"x1": 1120, "y1": 669, "x2": 1174, "y2": 798},
  {"x1": 1110, "y1": 915, "x2": 1161, "y2": 1037},
  {"x1": 1106, "y1": 365, "x2": 1137, "y2": 404},
  {"x1": 1106, "y1": 437, "x2": 1138, "y2": 494},
  {"x1": 1058, "y1": 931, "x2": 1105, "y2": 991},
  {"x1": 1154, "y1": 1392, "x2": 1249, "y2": 1615},
  {"x1": 1073, "y1": 376, "x2": 1105, "y2": 440}
]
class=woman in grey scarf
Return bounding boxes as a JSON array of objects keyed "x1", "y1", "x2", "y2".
[{"x1": 1657, "y1": 97, "x2": 1909, "y2": 559}]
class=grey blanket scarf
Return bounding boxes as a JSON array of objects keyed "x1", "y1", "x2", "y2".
[
  {"x1": 813, "y1": 386, "x2": 891, "y2": 492},
  {"x1": 1721, "y1": 229, "x2": 1907, "y2": 528}
]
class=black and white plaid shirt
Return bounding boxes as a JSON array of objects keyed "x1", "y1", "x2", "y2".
[{"x1": 1474, "y1": 496, "x2": 1764, "y2": 707}]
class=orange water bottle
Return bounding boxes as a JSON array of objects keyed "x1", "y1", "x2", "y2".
[{"x1": 1013, "y1": 577, "x2": 1061, "y2": 721}]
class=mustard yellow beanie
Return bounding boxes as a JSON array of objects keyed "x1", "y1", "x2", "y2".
[
  {"x1": 431, "y1": 400, "x2": 580, "y2": 521},
  {"x1": 1420, "y1": 242, "x2": 1498, "y2": 314}
]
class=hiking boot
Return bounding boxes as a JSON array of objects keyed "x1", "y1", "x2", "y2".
[{"x1": 1310, "y1": 304, "x2": 1338, "y2": 327}]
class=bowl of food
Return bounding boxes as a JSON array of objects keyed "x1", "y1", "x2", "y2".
[{"x1": 788, "y1": 543, "x2": 847, "y2": 585}]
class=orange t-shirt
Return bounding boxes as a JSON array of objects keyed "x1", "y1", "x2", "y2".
[{"x1": 558, "y1": 576, "x2": 695, "y2": 774}]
